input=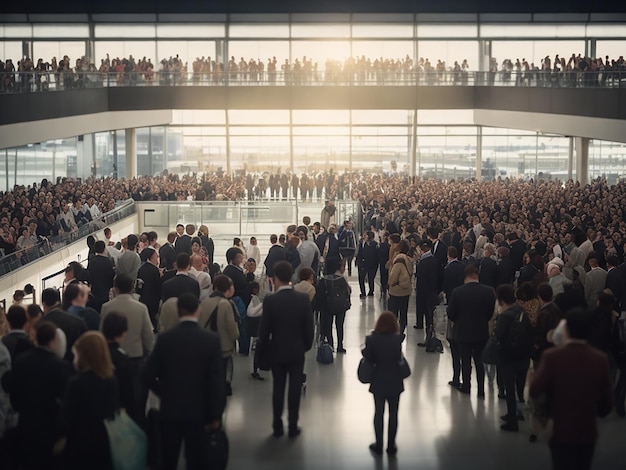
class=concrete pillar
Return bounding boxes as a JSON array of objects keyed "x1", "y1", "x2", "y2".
[
  {"x1": 575, "y1": 137, "x2": 589, "y2": 185},
  {"x1": 126, "y1": 128, "x2": 137, "y2": 179},
  {"x1": 476, "y1": 126, "x2": 483, "y2": 181},
  {"x1": 410, "y1": 111, "x2": 417, "y2": 178},
  {"x1": 76, "y1": 134, "x2": 94, "y2": 181},
  {"x1": 567, "y1": 136, "x2": 574, "y2": 181}
]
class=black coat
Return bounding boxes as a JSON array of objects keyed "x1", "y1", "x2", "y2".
[
  {"x1": 264, "y1": 245, "x2": 286, "y2": 277},
  {"x1": 44, "y1": 308, "x2": 88, "y2": 362},
  {"x1": 87, "y1": 255, "x2": 115, "y2": 310},
  {"x1": 199, "y1": 234, "x2": 215, "y2": 265},
  {"x1": 495, "y1": 257, "x2": 516, "y2": 287},
  {"x1": 478, "y1": 257, "x2": 498, "y2": 288},
  {"x1": 518, "y1": 264, "x2": 539, "y2": 286},
  {"x1": 142, "y1": 321, "x2": 225, "y2": 423},
  {"x1": 138, "y1": 261, "x2": 162, "y2": 312},
  {"x1": 259, "y1": 288, "x2": 314, "y2": 365},
  {"x1": 415, "y1": 254, "x2": 442, "y2": 297},
  {"x1": 174, "y1": 234, "x2": 192, "y2": 256},
  {"x1": 357, "y1": 240, "x2": 379, "y2": 270},
  {"x1": 64, "y1": 370, "x2": 119, "y2": 470},
  {"x1": 108, "y1": 342, "x2": 139, "y2": 421},
  {"x1": 159, "y1": 243, "x2": 177, "y2": 271},
  {"x1": 432, "y1": 239, "x2": 449, "y2": 267},
  {"x1": 509, "y1": 239, "x2": 527, "y2": 272},
  {"x1": 378, "y1": 242, "x2": 390, "y2": 269},
  {"x1": 161, "y1": 273, "x2": 200, "y2": 302},
  {"x1": 223, "y1": 264, "x2": 251, "y2": 306},
  {"x1": 443, "y1": 259, "x2": 465, "y2": 301},
  {"x1": 447, "y1": 282, "x2": 496, "y2": 343},
  {"x1": 606, "y1": 267, "x2": 625, "y2": 312},
  {"x1": 362, "y1": 332, "x2": 405, "y2": 396},
  {"x1": 1, "y1": 331, "x2": 32, "y2": 362}
]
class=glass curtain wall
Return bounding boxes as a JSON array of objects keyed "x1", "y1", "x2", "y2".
[{"x1": 589, "y1": 140, "x2": 626, "y2": 183}]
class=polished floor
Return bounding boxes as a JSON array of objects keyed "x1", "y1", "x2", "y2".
[{"x1": 223, "y1": 276, "x2": 624, "y2": 470}]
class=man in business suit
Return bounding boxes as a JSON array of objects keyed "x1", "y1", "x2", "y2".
[
  {"x1": 429, "y1": 227, "x2": 448, "y2": 268},
  {"x1": 162, "y1": 253, "x2": 200, "y2": 302},
  {"x1": 447, "y1": 264, "x2": 496, "y2": 397},
  {"x1": 259, "y1": 261, "x2": 314, "y2": 438},
  {"x1": 495, "y1": 246, "x2": 516, "y2": 287},
  {"x1": 356, "y1": 231, "x2": 379, "y2": 298},
  {"x1": 2, "y1": 305, "x2": 33, "y2": 361},
  {"x1": 117, "y1": 234, "x2": 141, "y2": 283},
  {"x1": 87, "y1": 240, "x2": 115, "y2": 312},
  {"x1": 605, "y1": 255, "x2": 625, "y2": 312},
  {"x1": 584, "y1": 255, "x2": 607, "y2": 310},
  {"x1": 442, "y1": 246, "x2": 465, "y2": 388},
  {"x1": 478, "y1": 243, "x2": 498, "y2": 289},
  {"x1": 137, "y1": 247, "x2": 163, "y2": 329},
  {"x1": 264, "y1": 234, "x2": 286, "y2": 291},
  {"x1": 530, "y1": 309, "x2": 613, "y2": 470},
  {"x1": 5, "y1": 322, "x2": 72, "y2": 469},
  {"x1": 41, "y1": 288, "x2": 87, "y2": 363},
  {"x1": 174, "y1": 223, "x2": 195, "y2": 256},
  {"x1": 415, "y1": 240, "x2": 442, "y2": 336},
  {"x1": 159, "y1": 232, "x2": 178, "y2": 271},
  {"x1": 223, "y1": 247, "x2": 251, "y2": 307},
  {"x1": 143, "y1": 294, "x2": 225, "y2": 470}
]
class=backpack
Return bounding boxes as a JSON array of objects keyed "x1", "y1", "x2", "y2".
[
  {"x1": 326, "y1": 277, "x2": 351, "y2": 313},
  {"x1": 503, "y1": 310, "x2": 532, "y2": 360},
  {"x1": 316, "y1": 341, "x2": 334, "y2": 365}
]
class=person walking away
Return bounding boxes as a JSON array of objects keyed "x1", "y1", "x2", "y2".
[
  {"x1": 387, "y1": 240, "x2": 412, "y2": 337},
  {"x1": 316, "y1": 258, "x2": 351, "y2": 353},
  {"x1": 356, "y1": 231, "x2": 379, "y2": 299}
]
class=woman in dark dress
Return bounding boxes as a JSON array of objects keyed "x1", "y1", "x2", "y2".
[
  {"x1": 362, "y1": 311, "x2": 406, "y2": 456},
  {"x1": 64, "y1": 331, "x2": 119, "y2": 470}
]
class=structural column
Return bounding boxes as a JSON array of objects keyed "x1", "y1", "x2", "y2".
[
  {"x1": 476, "y1": 126, "x2": 482, "y2": 181},
  {"x1": 410, "y1": 110, "x2": 417, "y2": 178},
  {"x1": 126, "y1": 128, "x2": 137, "y2": 179},
  {"x1": 567, "y1": 136, "x2": 574, "y2": 181},
  {"x1": 574, "y1": 137, "x2": 589, "y2": 185}
]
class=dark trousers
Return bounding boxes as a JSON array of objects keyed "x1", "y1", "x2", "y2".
[
  {"x1": 458, "y1": 340, "x2": 487, "y2": 393},
  {"x1": 615, "y1": 368, "x2": 626, "y2": 414},
  {"x1": 449, "y1": 338, "x2": 461, "y2": 384},
  {"x1": 549, "y1": 441, "x2": 596, "y2": 470},
  {"x1": 128, "y1": 357, "x2": 147, "y2": 426},
  {"x1": 358, "y1": 266, "x2": 377, "y2": 295},
  {"x1": 373, "y1": 393, "x2": 400, "y2": 449},
  {"x1": 388, "y1": 295, "x2": 409, "y2": 336},
  {"x1": 416, "y1": 294, "x2": 436, "y2": 329},
  {"x1": 379, "y1": 265, "x2": 389, "y2": 293},
  {"x1": 160, "y1": 420, "x2": 206, "y2": 470},
  {"x1": 271, "y1": 360, "x2": 305, "y2": 432},
  {"x1": 501, "y1": 358, "x2": 530, "y2": 421},
  {"x1": 321, "y1": 309, "x2": 346, "y2": 348}
]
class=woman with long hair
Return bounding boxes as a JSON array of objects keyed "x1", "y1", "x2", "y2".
[
  {"x1": 362, "y1": 311, "x2": 406, "y2": 455},
  {"x1": 64, "y1": 331, "x2": 119, "y2": 470}
]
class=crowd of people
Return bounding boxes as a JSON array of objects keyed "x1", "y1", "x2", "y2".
[{"x1": 1, "y1": 50, "x2": 625, "y2": 92}]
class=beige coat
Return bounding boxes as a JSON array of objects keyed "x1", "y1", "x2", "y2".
[
  {"x1": 199, "y1": 296, "x2": 239, "y2": 358},
  {"x1": 101, "y1": 294, "x2": 155, "y2": 358},
  {"x1": 388, "y1": 254, "x2": 413, "y2": 297}
]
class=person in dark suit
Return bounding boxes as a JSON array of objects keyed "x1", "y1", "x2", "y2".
[
  {"x1": 86, "y1": 240, "x2": 115, "y2": 312},
  {"x1": 507, "y1": 232, "x2": 527, "y2": 272},
  {"x1": 41, "y1": 288, "x2": 87, "y2": 363},
  {"x1": 259, "y1": 261, "x2": 314, "y2": 438},
  {"x1": 478, "y1": 243, "x2": 498, "y2": 288},
  {"x1": 356, "y1": 231, "x2": 379, "y2": 298},
  {"x1": 447, "y1": 264, "x2": 496, "y2": 397},
  {"x1": 264, "y1": 234, "x2": 286, "y2": 291},
  {"x1": 2, "y1": 305, "x2": 33, "y2": 361},
  {"x1": 64, "y1": 331, "x2": 119, "y2": 470},
  {"x1": 102, "y1": 312, "x2": 138, "y2": 424},
  {"x1": 138, "y1": 247, "x2": 163, "y2": 328},
  {"x1": 161, "y1": 253, "x2": 200, "y2": 302},
  {"x1": 415, "y1": 240, "x2": 442, "y2": 336},
  {"x1": 605, "y1": 255, "x2": 625, "y2": 312},
  {"x1": 223, "y1": 247, "x2": 251, "y2": 307},
  {"x1": 429, "y1": 227, "x2": 448, "y2": 268},
  {"x1": 5, "y1": 322, "x2": 72, "y2": 470},
  {"x1": 159, "y1": 232, "x2": 178, "y2": 271},
  {"x1": 362, "y1": 311, "x2": 407, "y2": 456},
  {"x1": 198, "y1": 225, "x2": 215, "y2": 265},
  {"x1": 442, "y1": 247, "x2": 465, "y2": 388},
  {"x1": 143, "y1": 294, "x2": 226, "y2": 470},
  {"x1": 378, "y1": 233, "x2": 390, "y2": 297},
  {"x1": 530, "y1": 309, "x2": 613, "y2": 470},
  {"x1": 174, "y1": 224, "x2": 194, "y2": 256},
  {"x1": 495, "y1": 246, "x2": 516, "y2": 287}
]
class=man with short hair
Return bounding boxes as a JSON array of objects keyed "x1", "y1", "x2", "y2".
[
  {"x1": 605, "y1": 254, "x2": 625, "y2": 313},
  {"x1": 2, "y1": 305, "x2": 32, "y2": 361},
  {"x1": 87, "y1": 240, "x2": 116, "y2": 312},
  {"x1": 5, "y1": 321, "x2": 72, "y2": 469},
  {"x1": 535, "y1": 283, "x2": 563, "y2": 364},
  {"x1": 259, "y1": 261, "x2": 314, "y2": 438},
  {"x1": 584, "y1": 255, "x2": 607, "y2": 310},
  {"x1": 41, "y1": 288, "x2": 87, "y2": 363},
  {"x1": 447, "y1": 265, "x2": 496, "y2": 397},
  {"x1": 415, "y1": 239, "x2": 442, "y2": 335},
  {"x1": 478, "y1": 243, "x2": 498, "y2": 288},
  {"x1": 159, "y1": 231, "x2": 178, "y2": 271},
  {"x1": 264, "y1": 234, "x2": 285, "y2": 291},
  {"x1": 117, "y1": 234, "x2": 141, "y2": 283},
  {"x1": 137, "y1": 247, "x2": 163, "y2": 328},
  {"x1": 530, "y1": 309, "x2": 613, "y2": 470},
  {"x1": 175, "y1": 224, "x2": 195, "y2": 256},
  {"x1": 162, "y1": 253, "x2": 200, "y2": 301},
  {"x1": 143, "y1": 293, "x2": 225, "y2": 470},
  {"x1": 223, "y1": 247, "x2": 250, "y2": 306}
]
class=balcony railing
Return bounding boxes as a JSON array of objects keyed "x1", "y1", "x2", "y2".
[
  {"x1": 0, "y1": 199, "x2": 136, "y2": 277},
  {"x1": 1, "y1": 69, "x2": 625, "y2": 93}
]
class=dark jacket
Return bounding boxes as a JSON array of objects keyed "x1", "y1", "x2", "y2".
[
  {"x1": 534, "y1": 301, "x2": 563, "y2": 361},
  {"x1": 159, "y1": 243, "x2": 177, "y2": 271},
  {"x1": 378, "y1": 241, "x2": 390, "y2": 269},
  {"x1": 495, "y1": 257, "x2": 516, "y2": 287},
  {"x1": 494, "y1": 304, "x2": 533, "y2": 362},
  {"x1": 161, "y1": 272, "x2": 200, "y2": 302},
  {"x1": 143, "y1": 321, "x2": 225, "y2": 423},
  {"x1": 362, "y1": 332, "x2": 405, "y2": 396},
  {"x1": 356, "y1": 240, "x2": 379, "y2": 270},
  {"x1": 87, "y1": 255, "x2": 115, "y2": 311},
  {"x1": 432, "y1": 239, "x2": 448, "y2": 268},
  {"x1": 508, "y1": 239, "x2": 527, "y2": 271},
  {"x1": 442, "y1": 259, "x2": 465, "y2": 301},
  {"x1": 606, "y1": 266, "x2": 625, "y2": 312},
  {"x1": 447, "y1": 282, "x2": 496, "y2": 343},
  {"x1": 478, "y1": 257, "x2": 497, "y2": 288},
  {"x1": 175, "y1": 234, "x2": 192, "y2": 256},
  {"x1": 108, "y1": 342, "x2": 139, "y2": 422},
  {"x1": 44, "y1": 307, "x2": 88, "y2": 362},
  {"x1": 1, "y1": 331, "x2": 32, "y2": 362},
  {"x1": 259, "y1": 287, "x2": 314, "y2": 365},
  {"x1": 199, "y1": 234, "x2": 215, "y2": 265},
  {"x1": 64, "y1": 370, "x2": 119, "y2": 470},
  {"x1": 518, "y1": 264, "x2": 539, "y2": 286},
  {"x1": 264, "y1": 245, "x2": 286, "y2": 277},
  {"x1": 415, "y1": 254, "x2": 442, "y2": 298},
  {"x1": 138, "y1": 261, "x2": 163, "y2": 313},
  {"x1": 223, "y1": 264, "x2": 251, "y2": 307}
]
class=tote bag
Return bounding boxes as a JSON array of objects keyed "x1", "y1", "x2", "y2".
[{"x1": 104, "y1": 410, "x2": 147, "y2": 470}]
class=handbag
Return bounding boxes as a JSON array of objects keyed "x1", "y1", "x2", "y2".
[
  {"x1": 399, "y1": 355, "x2": 411, "y2": 379},
  {"x1": 316, "y1": 341, "x2": 334, "y2": 365},
  {"x1": 104, "y1": 410, "x2": 147, "y2": 470},
  {"x1": 204, "y1": 426, "x2": 229, "y2": 470},
  {"x1": 357, "y1": 358, "x2": 374, "y2": 384},
  {"x1": 481, "y1": 335, "x2": 500, "y2": 365}
]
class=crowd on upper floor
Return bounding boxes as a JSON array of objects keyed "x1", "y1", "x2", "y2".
[{"x1": 1, "y1": 50, "x2": 625, "y2": 91}]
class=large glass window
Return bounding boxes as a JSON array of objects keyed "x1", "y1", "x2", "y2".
[
  {"x1": 589, "y1": 139, "x2": 626, "y2": 183},
  {"x1": 291, "y1": 41, "x2": 351, "y2": 63},
  {"x1": 227, "y1": 41, "x2": 289, "y2": 62},
  {"x1": 0, "y1": 41, "x2": 25, "y2": 61},
  {"x1": 228, "y1": 24, "x2": 289, "y2": 38},
  {"x1": 480, "y1": 24, "x2": 586, "y2": 39},
  {"x1": 490, "y1": 40, "x2": 585, "y2": 65},
  {"x1": 33, "y1": 41, "x2": 86, "y2": 62},
  {"x1": 482, "y1": 128, "x2": 538, "y2": 180},
  {"x1": 417, "y1": 41, "x2": 478, "y2": 68},
  {"x1": 156, "y1": 41, "x2": 214, "y2": 65},
  {"x1": 352, "y1": 41, "x2": 414, "y2": 61},
  {"x1": 95, "y1": 41, "x2": 157, "y2": 63},
  {"x1": 596, "y1": 41, "x2": 626, "y2": 59},
  {"x1": 351, "y1": 24, "x2": 414, "y2": 38},
  {"x1": 290, "y1": 23, "x2": 351, "y2": 38}
]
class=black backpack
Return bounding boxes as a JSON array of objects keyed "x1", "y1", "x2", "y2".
[
  {"x1": 325, "y1": 276, "x2": 351, "y2": 313},
  {"x1": 503, "y1": 310, "x2": 532, "y2": 360}
]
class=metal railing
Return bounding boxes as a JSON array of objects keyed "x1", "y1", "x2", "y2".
[
  {"x1": 0, "y1": 199, "x2": 136, "y2": 277},
  {"x1": 1, "y1": 69, "x2": 625, "y2": 94}
]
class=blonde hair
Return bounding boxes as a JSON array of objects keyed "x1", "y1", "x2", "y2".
[
  {"x1": 199, "y1": 225, "x2": 208, "y2": 237},
  {"x1": 74, "y1": 331, "x2": 114, "y2": 379}
]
